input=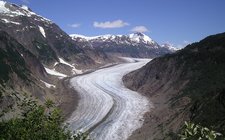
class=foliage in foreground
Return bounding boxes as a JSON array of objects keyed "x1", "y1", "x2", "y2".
[
  {"x1": 179, "y1": 121, "x2": 224, "y2": 140},
  {"x1": 0, "y1": 97, "x2": 89, "y2": 140}
]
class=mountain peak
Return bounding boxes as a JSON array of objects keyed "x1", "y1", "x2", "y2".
[
  {"x1": 0, "y1": 1, "x2": 32, "y2": 16},
  {"x1": 129, "y1": 32, "x2": 154, "y2": 44},
  {"x1": 133, "y1": 32, "x2": 145, "y2": 36},
  {"x1": 0, "y1": 1, "x2": 52, "y2": 23},
  {"x1": 21, "y1": 5, "x2": 32, "y2": 12}
]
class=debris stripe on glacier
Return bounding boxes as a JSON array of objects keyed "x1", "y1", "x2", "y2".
[{"x1": 67, "y1": 59, "x2": 152, "y2": 140}]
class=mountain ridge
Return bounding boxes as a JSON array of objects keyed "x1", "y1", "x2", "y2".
[
  {"x1": 71, "y1": 32, "x2": 177, "y2": 58},
  {"x1": 70, "y1": 32, "x2": 156, "y2": 45}
]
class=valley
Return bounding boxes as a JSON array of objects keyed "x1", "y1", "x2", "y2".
[
  {"x1": 0, "y1": 1, "x2": 225, "y2": 140},
  {"x1": 67, "y1": 58, "x2": 151, "y2": 140}
]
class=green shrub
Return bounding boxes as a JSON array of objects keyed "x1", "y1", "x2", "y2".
[
  {"x1": 179, "y1": 121, "x2": 224, "y2": 140},
  {"x1": 0, "y1": 97, "x2": 89, "y2": 140}
]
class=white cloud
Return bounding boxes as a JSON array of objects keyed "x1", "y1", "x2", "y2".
[
  {"x1": 93, "y1": 20, "x2": 129, "y2": 29},
  {"x1": 69, "y1": 23, "x2": 81, "y2": 28},
  {"x1": 131, "y1": 26, "x2": 149, "y2": 33}
]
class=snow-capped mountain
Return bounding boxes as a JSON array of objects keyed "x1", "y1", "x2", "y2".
[
  {"x1": 128, "y1": 32, "x2": 155, "y2": 45},
  {"x1": 0, "y1": 1, "x2": 51, "y2": 23},
  {"x1": 71, "y1": 32, "x2": 159, "y2": 48},
  {"x1": 71, "y1": 32, "x2": 176, "y2": 58},
  {"x1": 161, "y1": 43, "x2": 179, "y2": 52}
]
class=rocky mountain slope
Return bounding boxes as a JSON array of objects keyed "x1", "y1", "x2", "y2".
[
  {"x1": 0, "y1": 1, "x2": 111, "y2": 119},
  {"x1": 71, "y1": 32, "x2": 177, "y2": 58},
  {"x1": 0, "y1": 1, "x2": 110, "y2": 75},
  {"x1": 123, "y1": 32, "x2": 225, "y2": 139},
  {"x1": 0, "y1": 30, "x2": 56, "y2": 118}
]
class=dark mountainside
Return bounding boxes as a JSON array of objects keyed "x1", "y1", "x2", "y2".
[
  {"x1": 123, "y1": 32, "x2": 225, "y2": 139},
  {"x1": 0, "y1": 30, "x2": 54, "y2": 118},
  {"x1": 0, "y1": 2, "x2": 109, "y2": 70},
  {"x1": 0, "y1": 1, "x2": 111, "y2": 119}
]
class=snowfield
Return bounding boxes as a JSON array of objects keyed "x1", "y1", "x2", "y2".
[{"x1": 67, "y1": 58, "x2": 152, "y2": 140}]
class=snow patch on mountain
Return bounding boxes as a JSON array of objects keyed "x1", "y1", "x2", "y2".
[
  {"x1": 70, "y1": 34, "x2": 119, "y2": 41},
  {"x1": 59, "y1": 58, "x2": 73, "y2": 67},
  {"x1": 0, "y1": 1, "x2": 52, "y2": 24},
  {"x1": 21, "y1": 5, "x2": 36, "y2": 16},
  {"x1": 1, "y1": 18, "x2": 20, "y2": 25},
  {"x1": 0, "y1": 1, "x2": 9, "y2": 13},
  {"x1": 40, "y1": 80, "x2": 56, "y2": 88},
  {"x1": 21, "y1": 5, "x2": 29, "y2": 11},
  {"x1": 38, "y1": 26, "x2": 46, "y2": 38},
  {"x1": 59, "y1": 58, "x2": 82, "y2": 74},
  {"x1": 90, "y1": 34, "x2": 118, "y2": 40},
  {"x1": 161, "y1": 43, "x2": 179, "y2": 51},
  {"x1": 0, "y1": 1, "x2": 25, "y2": 16},
  {"x1": 53, "y1": 58, "x2": 83, "y2": 75},
  {"x1": 44, "y1": 67, "x2": 67, "y2": 78},
  {"x1": 70, "y1": 34, "x2": 91, "y2": 40}
]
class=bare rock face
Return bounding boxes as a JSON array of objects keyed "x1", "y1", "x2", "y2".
[{"x1": 123, "y1": 32, "x2": 225, "y2": 139}]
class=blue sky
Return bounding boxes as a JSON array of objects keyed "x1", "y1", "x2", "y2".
[{"x1": 8, "y1": 0, "x2": 225, "y2": 48}]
